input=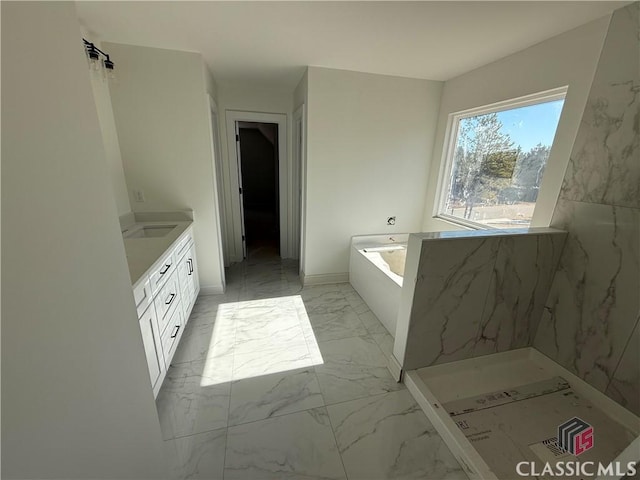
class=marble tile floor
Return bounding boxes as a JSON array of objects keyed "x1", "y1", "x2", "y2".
[{"x1": 159, "y1": 257, "x2": 467, "y2": 479}]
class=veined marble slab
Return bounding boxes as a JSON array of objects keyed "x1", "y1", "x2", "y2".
[
  {"x1": 535, "y1": 200, "x2": 639, "y2": 395},
  {"x1": 401, "y1": 229, "x2": 566, "y2": 370},
  {"x1": 403, "y1": 236, "x2": 500, "y2": 368},
  {"x1": 560, "y1": 3, "x2": 640, "y2": 209},
  {"x1": 474, "y1": 232, "x2": 566, "y2": 356},
  {"x1": 606, "y1": 315, "x2": 640, "y2": 416}
]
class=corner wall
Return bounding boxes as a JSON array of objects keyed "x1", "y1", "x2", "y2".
[
  {"x1": 294, "y1": 70, "x2": 309, "y2": 274},
  {"x1": 422, "y1": 16, "x2": 610, "y2": 232},
  {"x1": 534, "y1": 3, "x2": 640, "y2": 416},
  {"x1": 304, "y1": 67, "x2": 443, "y2": 281},
  {"x1": 2, "y1": 3, "x2": 165, "y2": 477},
  {"x1": 105, "y1": 43, "x2": 225, "y2": 294},
  {"x1": 80, "y1": 29, "x2": 132, "y2": 217}
]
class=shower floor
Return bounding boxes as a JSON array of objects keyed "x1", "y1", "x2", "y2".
[{"x1": 404, "y1": 348, "x2": 640, "y2": 480}]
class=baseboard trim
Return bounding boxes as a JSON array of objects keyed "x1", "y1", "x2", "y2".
[
  {"x1": 387, "y1": 354, "x2": 403, "y2": 382},
  {"x1": 199, "y1": 285, "x2": 225, "y2": 296},
  {"x1": 302, "y1": 272, "x2": 349, "y2": 286}
]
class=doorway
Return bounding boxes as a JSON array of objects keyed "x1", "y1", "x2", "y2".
[
  {"x1": 236, "y1": 121, "x2": 280, "y2": 258},
  {"x1": 224, "y1": 111, "x2": 289, "y2": 263}
]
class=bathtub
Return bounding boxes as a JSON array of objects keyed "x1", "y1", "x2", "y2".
[{"x1": 349, "y1": 234, "x2": 409, "y2": 337}]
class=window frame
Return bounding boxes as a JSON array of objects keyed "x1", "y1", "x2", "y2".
[{"x1": 434, "y1": 87, "x2": 568, "y2": 230}]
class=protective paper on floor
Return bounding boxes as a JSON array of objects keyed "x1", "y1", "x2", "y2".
[{"x1": 443, "y1": 378, "x2": 637, "y2": 479}]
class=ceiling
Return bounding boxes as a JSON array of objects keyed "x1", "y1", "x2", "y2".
[{"x1": 76, "y1": 1, "x2": 624, "y2": 90}]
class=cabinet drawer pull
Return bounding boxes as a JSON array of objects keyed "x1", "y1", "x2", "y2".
[
  {"x1": 170, "y1": 325, "x2": 181, "y2": 339},
  {"x1": 159, "y1": 264, "x2": 171, "y2": 275},
  {"x1": 187, "y1": 259, "x2": 193, "y2": 275},
  {"x1": 165, "y1": 293, "x2": 176, "y2": 305}
]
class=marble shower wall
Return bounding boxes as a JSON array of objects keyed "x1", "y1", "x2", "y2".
[
  {"x1": 399, "y1": 228, "x2": 566, "y2": 370},
  {"x1": 533, "y1": 3, "x2": 640, "y2": 416}
]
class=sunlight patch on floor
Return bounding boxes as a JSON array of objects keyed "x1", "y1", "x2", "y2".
[{"x1": 201, "y1": 295, "x2": 323, "y2": 386}]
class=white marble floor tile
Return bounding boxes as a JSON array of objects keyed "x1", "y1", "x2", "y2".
[
  {"x1": 232, "y1": 344, "x2": 319, "y2": 381},
  {"x1": 234, "y1": 316, "x2": 305, "y2": 356},
  {"x1": 309, "y1": 310, "x2": 369, "y2": 342},
  {"x1": 164, "y1": 428, "x2": 226, "y2": 480},
  {"x1": 327, "y1": 390, "x2": 467, "y2": 480},
  {"x1": 158, "y1": 258, "x2": 465, "y2": 479},
  {"x1": 305, "y1": 296, "x2": 353, "y2": 316},
  {"x1": 343, "y1": 291, "x2": 371, "y2": 315},
  {"x1": 232, "y1": 298, "x2": 298, "y2": 324},
  {"x1": 358, "y1": 310, "x2": 389, "y2": 335},
  {"x1": 171, "y1": 319, "x2": 236, "y2": 364},
  {"x1": 300, "y1": 286, "x2": 347, "y2": 312},
  {"x1": 156, "y1": 358, "x2": 232, "y2": 440},
  {"x1": 224, "y1": 407, "x2": 347, "y2": 480},
  {"x1": 228, "y1": 368, "x2": 324, "y2": 426},
  {"x1": 372, "y1": 332, "x2": 395, "y2": 359},
  {"x1": 190, "y1": 294, "x2": 239, "y2": 323},
  {"x1": 315, "y1": 336, "x2": 404, "y2": 405}
]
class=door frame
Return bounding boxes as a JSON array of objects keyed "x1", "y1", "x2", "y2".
[{"x1": 225, "y1": 111, "x2": 288, "y2": 260}]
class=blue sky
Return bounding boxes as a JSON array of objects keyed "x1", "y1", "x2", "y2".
[{"x1": 497, "y1": 99, "x2": 564, "y2": 152}]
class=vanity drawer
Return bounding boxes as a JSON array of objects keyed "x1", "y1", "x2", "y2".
[
  {"x1": 160, "y1": 306, "x2": 183, "y2": 366},
  {"x1": 174, "y1": 232, "x2": 193, "y2": 262},
  {"x1": 149, "y1": 251, "x2": 176, "y2": 296},
  {"x1": 154, "y1": 271, "x2": 180, "y2": 333}
]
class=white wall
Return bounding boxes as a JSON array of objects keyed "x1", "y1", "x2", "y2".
[
  {"x1": 105, "y1": 43, "x2": 225, "y2": 294},
  {"x1": 217, "y1": 84, "x2": 295, "y2": 262},
  {"x1": 294, "y1": 69, "x2": 308, "y2": 110},
  {"x1": 293, "y1": 70, "x2": 309, "y2": 272},
  {"x1": 422, "y1": 16, "x2": 610, "y2": 232},
  {"x1": 2, "y1": 3, "x2": 165, "y2": 477},
  {"x1": 304, "y1": 67, "x2": 443, "y2": 280},
  {"x1": 80, "y1": 29, "x2": 132, "y2": 217}
]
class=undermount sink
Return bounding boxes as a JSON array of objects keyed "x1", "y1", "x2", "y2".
[{"x1": 122, "y1": 224, "x2": 177, "y2": 239}]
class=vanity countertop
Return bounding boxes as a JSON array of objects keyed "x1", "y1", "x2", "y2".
[{"x1": 119, "y1": 211, "x2": 194, "y2": 286}]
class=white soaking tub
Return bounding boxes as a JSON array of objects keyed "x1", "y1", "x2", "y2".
[{"x1": 349, "y1": 234, "x2": 409, "y2": 337}]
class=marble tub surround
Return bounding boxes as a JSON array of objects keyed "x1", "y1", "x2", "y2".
[
  {"x1": 534, "y1": 3, "x2": 640, "y2": 416},
  {"x1": 396, "y1": 228, "x2": 567, "y2": 370},
  {"x1": 159, "y1": 258, "x2": 465, "y2": 479}
]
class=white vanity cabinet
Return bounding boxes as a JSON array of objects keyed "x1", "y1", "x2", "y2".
[
  {"x1": 131, "y1": 225, "x2": 199, "y2": 398},
  {"x1": 176, "y1": 240, "x2": 199, "y2": 321},
  {"x1": 138, "y1": 304, "x2": 164, "y2": 397}
]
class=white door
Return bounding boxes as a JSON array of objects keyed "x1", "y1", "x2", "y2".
[{"x1": 234, "y1": 122, "x2": 248, "y2": 259}]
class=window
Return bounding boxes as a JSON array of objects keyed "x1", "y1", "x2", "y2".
[{"x1": 437, "y1": 89, "x2": 566, "y2": 229}]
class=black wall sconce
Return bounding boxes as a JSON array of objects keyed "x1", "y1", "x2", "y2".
[{"x1": 83, "y1": 38, "x2": 115, "y2": 80}]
